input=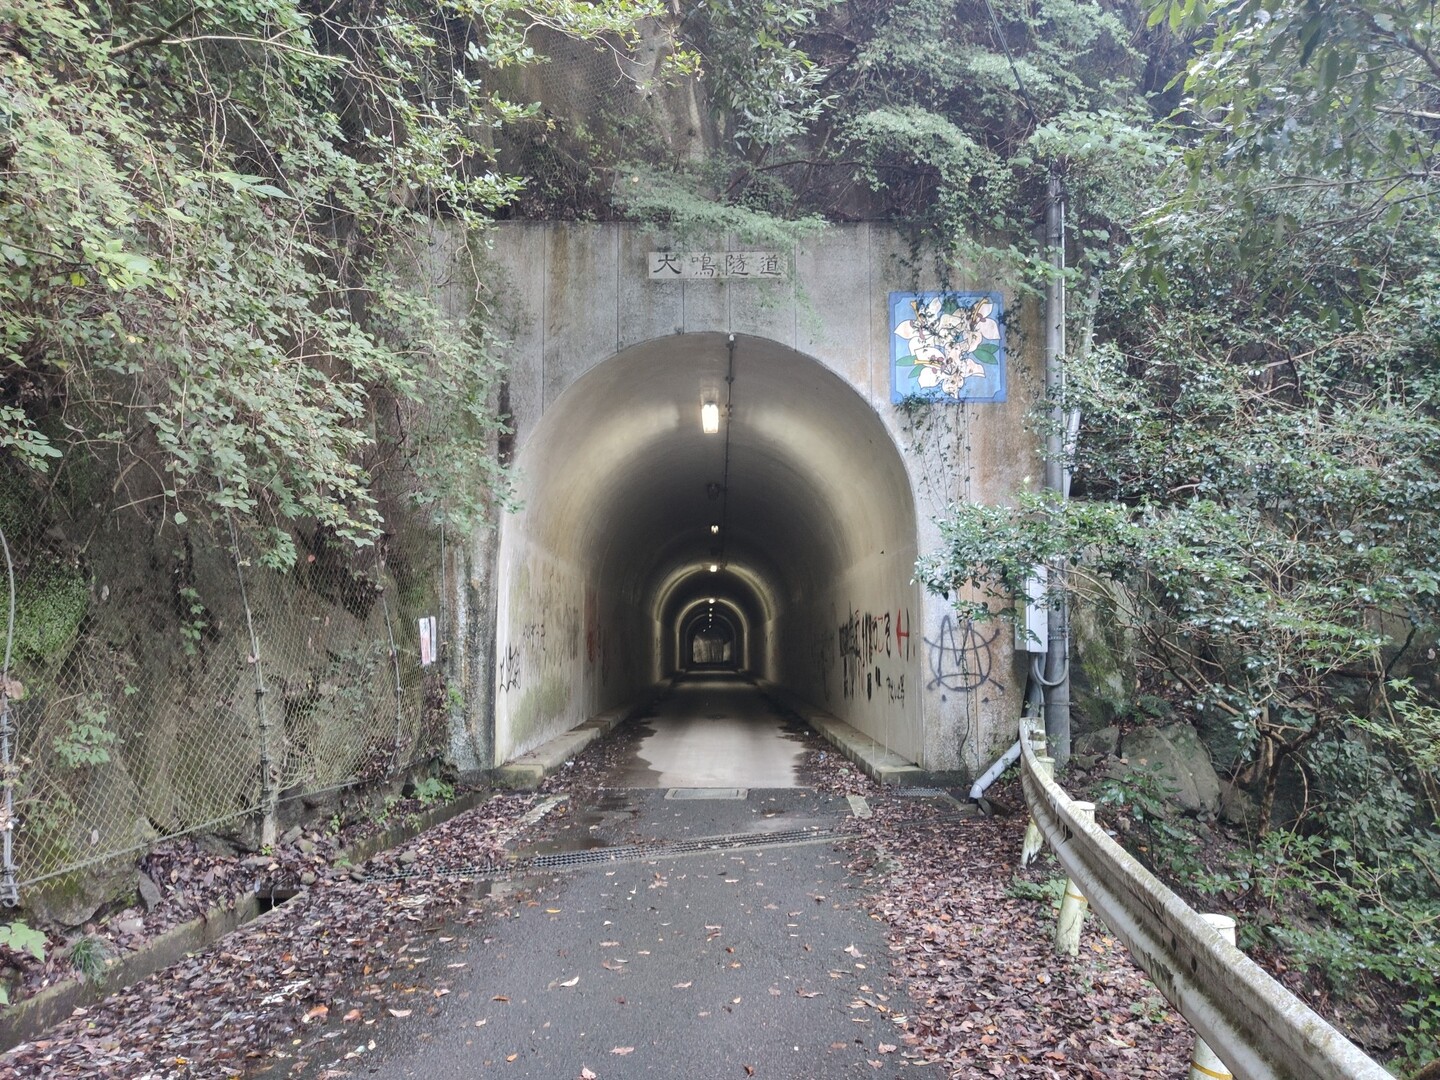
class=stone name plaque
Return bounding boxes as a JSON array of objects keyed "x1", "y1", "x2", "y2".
[{"x1": 647, "y1": 251, "x2": 787, "y2": 280}]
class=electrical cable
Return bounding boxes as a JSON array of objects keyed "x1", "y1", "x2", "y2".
[
  {"x1": 980, "y1": 0, "x2": 1040, "y2": 127},
  {"x1": 718, "y1": 333, "x2": 736, "y2": 566}
]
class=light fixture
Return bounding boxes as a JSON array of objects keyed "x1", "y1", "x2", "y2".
[
  {"x1": 707, "y1": 598, "x2": 715, "y2": 604},
  {"x1": 710, "y1": 523, "x2": 720, "y2": 535},
  {"x1": 708, "y1": 563, "x2": 719, "y2": 573},
  {"x1": 701, "y1": 399, "x2": 720, "y2": 435}
]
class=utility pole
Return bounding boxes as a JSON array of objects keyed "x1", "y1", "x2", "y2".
[{"x1": 1043, "y1": 172, "x2": 1072, "y2": 765}]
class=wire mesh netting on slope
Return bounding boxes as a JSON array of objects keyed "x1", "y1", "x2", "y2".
[{"x1": 0, "y1": 500, "x2": 452, "y2": 923}]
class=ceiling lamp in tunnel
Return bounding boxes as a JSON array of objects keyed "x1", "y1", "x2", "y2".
[
  {"x1": 701, "y1": 398, "x2": 720, "y2": 435},
  {"x1": 710, "y1": 523, "x2": 720, "y2": 534},
  {"x1": 708, "y1": 563, "x2": 719, "y2": 573}
]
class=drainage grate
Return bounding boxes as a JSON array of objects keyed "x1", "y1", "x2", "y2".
[
  {"x1": 665, "y1": 787, "x2": 747, "y2": 800},
  {"x1": 366, "y1": 826, "x2": 842, "y2": 884},
  {"x1": 894, "y1": 787, "x2": 948, "y2": 797}
]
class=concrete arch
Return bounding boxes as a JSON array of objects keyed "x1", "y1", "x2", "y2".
[
  {"x1": 680, "y1": 604, "x2": 740, "y2": 669},
  {"x1": 659, "y1": 571, "x2": 763, "y2": 677},
  {"x1": 492, "y1": 331, "x2": 923, "y2": 765}
]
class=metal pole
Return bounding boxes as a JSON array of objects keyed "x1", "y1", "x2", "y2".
[
  {"x1": 226, "y1": 514, "x2": 277, "y2": 847},
  {"x1": 1043, "y1": 172, "x2": 1072, "y2": 765},
  {"x1": 0, "y1": 525, "x2": 19, "y2": 906}
]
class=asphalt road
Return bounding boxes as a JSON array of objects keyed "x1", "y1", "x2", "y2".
[{"x1": 272, "y1": 677, "x2": 939, "y2": 1079}]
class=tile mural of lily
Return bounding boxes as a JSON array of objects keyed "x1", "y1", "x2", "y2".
[{"x1": 890, "y1": 291, "x2": 1006, "y2": 404}]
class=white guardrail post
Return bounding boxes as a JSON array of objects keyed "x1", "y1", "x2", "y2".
[
  {"x1": 1191, "y1": 914, "x2": 1238, "y2": 1080},
  {"x1": 1020, "y1": 754, "x2": 1053, "y2": 867},
  {"x1": 1017, "y1": 715, "x2": 1394, "y2": 1080},
  {"x1": 1054, "y1": 800, "x2": 1094, "y2": 956}
]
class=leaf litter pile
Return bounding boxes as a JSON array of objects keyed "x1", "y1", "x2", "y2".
[
  {"x1": 2, "y1": 720, "x2": 1195, "y2": 1079},
  {"x1": 0, "y1": 790, "x2": 541, "y2": 1079},
  {"x1": 838, "y1": 772, "x2": 1195, "y2": 1077}
]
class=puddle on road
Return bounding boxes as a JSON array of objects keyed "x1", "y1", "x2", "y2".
[{"x1": 519, "y1": 792, "x2": 640, "y2": 856}]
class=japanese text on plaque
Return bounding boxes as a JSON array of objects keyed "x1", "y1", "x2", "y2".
[{"x1": 647, "y1": 251, "x2": 787, "y2": 280}]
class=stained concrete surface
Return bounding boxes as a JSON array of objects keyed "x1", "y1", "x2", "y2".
[{"x1": 605, "y1": 674, "x2": 809, "y2": 790}]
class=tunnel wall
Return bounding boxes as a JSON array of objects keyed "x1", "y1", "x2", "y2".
[{"x1": 467, "y1": 223, "x2": 1043, "y2": 775}]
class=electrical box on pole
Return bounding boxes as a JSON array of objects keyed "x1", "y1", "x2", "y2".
[{"x1": 1015, "y1": 566, "x2": 1049, "y2": 654}]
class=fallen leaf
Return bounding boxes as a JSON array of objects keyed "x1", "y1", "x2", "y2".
[
  {"x1": 672, "y1": 981, "x2": 692, "y2": 989},
  {"x1": 303, "y1": 1005, "x2": 329, "y2": 1023},
  {"x1": 493, "y1": 995, "x2": 510, "y2": 1002},
  {"x1": 611, "y1": 1046, "x2": 634, "y2": 1055},
  {"x1": 844, "y1": 944, "x2": 863, "y2": 957},
  {"x1": 388, "y1": 1008, "x2": 411, "y2": 1018},
  {"x1": 507, "y1": 1053, "x2": 518, "y2": 1062},
  {"x1": 744, "y1": 1067, "x2": 755, "y2": 1077},
  {"x1": 560, "y1": 976, "x2": 580, "y2": 987},
  {"x1": 878, "y1": 1043, "x2": 897, "y2": 1054},
  {"x1": 342, "y1": 1008, "x2": 362, "y2": 1022},
  {"x1": 580, "y1": 1068, "x2": 596, "y2": 1079}
]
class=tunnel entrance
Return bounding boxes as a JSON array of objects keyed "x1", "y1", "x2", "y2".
[{"x1": 492, "y1": 332, "x2": 923, "y2": 773}]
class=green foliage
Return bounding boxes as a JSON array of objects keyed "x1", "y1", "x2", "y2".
[
  {"x1": 412, "y1": 776, "x2": 454, "y2": 806},
  {"x1": 1005, "y1": 873, "x2": 1066, "y2": 906},
  {"x1": 1, "y1": 0, "x2": 662, "y2": 565},
  {"x1": 0, "y1": 920, "x2": 46, "y2": 962},
  {"x1": 612, "y1": 167, "x2": 827, "y2": 250},
  {"x1": 69, "y1": 934, "x2": 111, "y2": 985},
  {"x1": 1137, "y1": 0, "x2": 1440, "y2": 301},
  {"x1": 688, "y1": 0, "x2": 837, "y2": 152},
  {"x1": 10, "y1": 558, "x2": 88, "y2": 665},
  {"x1": 1193, "y1": 824, "x2": 1440, "y2": 1068},
  {"x1": 52, "y1": 694, "x2": 117, "y2": 769},
  {"x1": 175, "y1": 586, "x2": 207, "y2": 658},
  {"x1": 1093, "y1": 765, "x2": 1205, "y2": 881}
]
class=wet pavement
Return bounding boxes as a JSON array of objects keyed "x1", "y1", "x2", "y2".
[
  {"x1": 604, "y1": 673, "x2": 809, "y2": 789},
  {"x1": 268, "y1": 677, "x2": 938, "y2": 1079}
]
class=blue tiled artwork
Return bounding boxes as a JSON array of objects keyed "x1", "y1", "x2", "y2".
[{"x1": 890, "y1": 291, "x2": 1006, "y2": 404}]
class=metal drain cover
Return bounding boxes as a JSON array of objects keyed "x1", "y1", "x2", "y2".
[{"x1": 665, "y1": 787, "x2": 748, "y2": 800}]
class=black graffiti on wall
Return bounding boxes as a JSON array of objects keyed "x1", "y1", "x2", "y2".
[
  {"x1": 838, "y1": 607, "x2": 913, "y2": 701},
  {"x1": 924, "y1": 614, "x2": 1000, "y2": 692},
  {"x1": 498, "y1": 642, "x2": 522, "y2": 693}
]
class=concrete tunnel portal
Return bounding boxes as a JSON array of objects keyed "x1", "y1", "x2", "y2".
[{"x1": 492, "y1": 331, "x2": 924, "y2": 772}]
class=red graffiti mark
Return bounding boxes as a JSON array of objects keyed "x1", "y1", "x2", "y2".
[{"x1": 896, "y1": 608, "x2": 910, "y2": 660}]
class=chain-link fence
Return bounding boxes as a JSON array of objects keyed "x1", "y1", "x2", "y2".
[{"x1": 0, "y1": 480, "x2": 452, "y2": 924}]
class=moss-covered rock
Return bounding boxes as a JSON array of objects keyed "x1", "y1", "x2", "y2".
[{"x1": 1070, "y1": 580, "x2": 1137, "y2": 734}]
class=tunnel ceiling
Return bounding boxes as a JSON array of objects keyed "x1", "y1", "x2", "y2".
[{"x1": 513, "y1": 332, "x2": 917, "y2": 615}]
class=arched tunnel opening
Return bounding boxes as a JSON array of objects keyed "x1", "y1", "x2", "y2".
[{"x1": 492, "y1": 332, "x2": 923, "y2": 779}]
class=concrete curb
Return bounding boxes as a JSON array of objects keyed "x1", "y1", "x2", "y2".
[
  {"x1": 0, "y1": 786, "x2": 492, "y2": 1054},
  {"x1": 0, "y1": 893, "x2": 269, "y2": 1054},
  {"x1": 756, "y1": 681, "x2": 953, "y2": 787},
  {"x1": 490, "y1": 704, "x2": 634, "y2": 789}
]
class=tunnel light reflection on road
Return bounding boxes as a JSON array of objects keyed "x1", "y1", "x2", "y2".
[{"x1": 701, "y1": 400, "x2": 720, "y2": 434}]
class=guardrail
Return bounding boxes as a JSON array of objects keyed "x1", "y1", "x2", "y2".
[{"x1": 1018, "y1": 716, "x2": 1394, "y2": 1080}]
